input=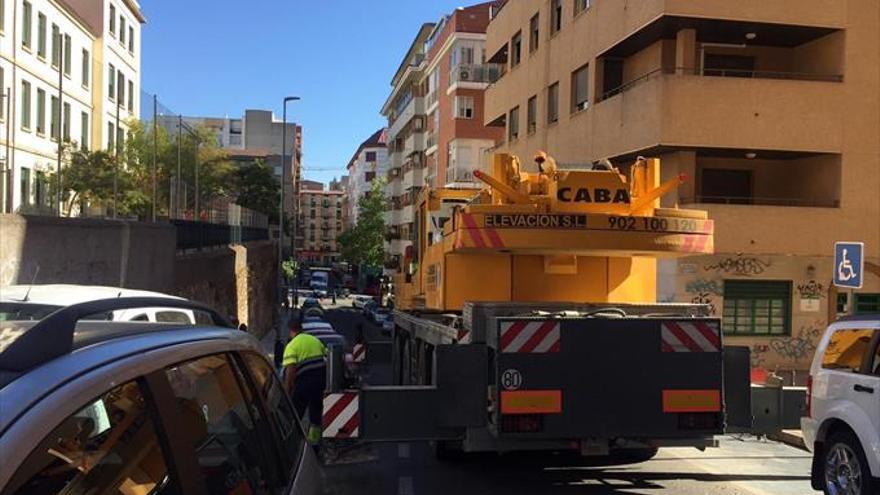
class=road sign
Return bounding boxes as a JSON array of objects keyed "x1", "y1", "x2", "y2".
[{"x1": 834, "y1": 242, "x2": 864, "y2": 289}]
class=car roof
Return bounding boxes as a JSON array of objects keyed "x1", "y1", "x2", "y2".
[
  {"x1": 0, "y1": 284, "x2": 184, "y2": 306},
  {"x1": 834, "y1": 313, "x2": 880, "y2": 324}
]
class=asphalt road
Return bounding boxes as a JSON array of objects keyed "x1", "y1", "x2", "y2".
[{"x1": 314, "y1": 298, "x2": 816, "y2": 495}]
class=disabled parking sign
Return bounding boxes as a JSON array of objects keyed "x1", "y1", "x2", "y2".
[{"x1": 834, "y1": 242, "x2": 864, "y2": 289}]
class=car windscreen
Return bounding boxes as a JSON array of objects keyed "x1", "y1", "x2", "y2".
[{"x1": 0, "y1": 302, "x2": 62, "y2": 321}]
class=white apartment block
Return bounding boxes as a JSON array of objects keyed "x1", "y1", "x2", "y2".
[
  {"x1": 345, "y1": 128, "x2": 388, "y2": 225},
  {"x1": 0, "y1": 0, "x2": 144, "y2": 213}
]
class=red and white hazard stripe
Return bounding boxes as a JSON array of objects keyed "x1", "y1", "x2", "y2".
[
  {"x1": 661, "y1": 321, "x2": 720, "y2": 352},
  {"x1": 323, "y1": 392, "x2": 359, "y2": 438},
  {"x1": 352, "y1": 343, "x2": 366, "y2": 363},
  {"x1": 457, "y1": 328, "x2": 471, "y2": 344},
  {"x1": 500, "y1": 320, "x2": 561, "y2": 353}
]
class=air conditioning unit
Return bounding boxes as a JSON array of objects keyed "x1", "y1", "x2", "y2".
[{"x1": 459, "y1": 68, "x2": 471, "y2": 81}]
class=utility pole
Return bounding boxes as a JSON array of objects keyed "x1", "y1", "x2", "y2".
[
  {"x1": 56, "y1": 33, "x2": 64, "y2": 216},
  {"x1": 151, "y1": 94, "x2": 157, "y2": 222},
  {"x1": 194, "y1": 138, "x2": 199, "y2": 221},
  {"x1": 113, "y1": 98, "x2": 120, "y2": 218},
  {"x1": 176, "y1": 115, "x2": 182, "y2": 218},
  {"x1": 276, "y1": 95, "x2": 299, "y2": 369}
]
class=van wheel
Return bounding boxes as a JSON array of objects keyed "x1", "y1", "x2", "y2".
[{"x1": 823, "y1": 430, "x2": 875, "y2": 495}]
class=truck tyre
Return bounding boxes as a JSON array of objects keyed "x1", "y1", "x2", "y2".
[
  {"x1": 823, "y1": 430, "x2": 875, "y2": 495},
  {"x1": 434, "y1": 440, "x2": 464, "y2": 461}
]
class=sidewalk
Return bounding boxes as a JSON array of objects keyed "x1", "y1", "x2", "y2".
[{"x1": 768, "y1": 429, "x2": 808, "y2": 451}]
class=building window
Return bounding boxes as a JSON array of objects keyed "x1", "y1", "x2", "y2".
[
  {"x1": 120, "y1": 16, "x2": 126, "y2": 46},
  {"x1": 365, "y1": 171, "x2": 376, "y2": 182},
  {"x1": 20, "y1": 167, "x2": 31, "y2": 206},
  {"x1": 81, "y1": 49, "x2": 90, "y2": 87},
  {"x1": 722, "y1": 280, "x2": 792, "y2": 336},
  {"x1": 128, "y1": 26, "x2": 134, "y2": 52},
  {"x1": 366, "y1": 151, "x2": 376, "y2": 162},
  {"x1": 547, "y1": 81, "x2": 559, "y2": 123},
  {"x1": 50, "y1": 95, "x2": 58, "y2": 140},
  {"x1": 700, "y1": 169, "x2": 753, "y2": 204},
  {"x1": 80, "y1": 111, "x2": 89, "y2": 150},
  {"x1": 108, "y1": 64, "x2": 116, "y2": 100},
  {"x1": 550, "y1": 0, "x2": 562, "y2": 34},
  {"x1": 508, "y1": 106, "x2": 519, "y2": 141},
  {"x1": 571, "y1": 63, "x2": 589, "y2": 112},
  {"x1": 574, "y1": 0, "x2": 591, "y2": 16},
  {"x1": 127, "y1": 80, "x2": 133, "y2": 111},
  {"x1": 21, "y1": 1, "x2": 32, "y2": 49},
  {"x1": 108, "y1": 122, "x2": 115, "y2": 151},
  {"x1": 529, "y1": 13, "x2": 539, "y2": 53},
  {"x1": 35, "y1": 171, "x2": 48, "y2": 207},
  {"x1": 455, "y1": 95, "x2": 474, "y2": 119},
  {"x1": 20, "y1": 80, "x2": 31, "y2": 130},
  {"x1": 109, "y1": 4, "x2": 116, "y2": 35},
  {"x1": 50, "y1": 24, "x2": 59, "y2": 67},
  {"x1": 63, "y1": 34, "x2": 71, "y2": 76},
  {"x1": 510, "y1": 31, "x2": 522, "y2": 67},
  {"x1": 117, "y1": 71, "x2": 124, "y2": 104},
  {"x1": 855, "y1": 294, "x2": 880, "y2": 314},
  {"x1": 35, "y1": 88, "x2": 45, "y2": 135},
  {"x1": 36, "y1": 12, "x2": 46, "y2": 58},
  {"x1": 63, "y1": 102, "x2": 70, "y2": 141},
  {"x1": 527, "y1": 95, "x2": 537, "y2": 134}
]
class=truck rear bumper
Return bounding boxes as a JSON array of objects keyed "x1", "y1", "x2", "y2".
[{"x1": 462, "y1": 427, "x2": 719, "y2": 454}]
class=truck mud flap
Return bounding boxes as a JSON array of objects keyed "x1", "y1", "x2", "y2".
[
  {"x1": 723, "y1": 346, "x2": 752, "y2": 433},
  {"x1": 359, "y1": 344, "x2": 487, "y2": 441}
]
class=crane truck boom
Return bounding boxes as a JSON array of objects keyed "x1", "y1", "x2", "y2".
[{"x1": 351, "y1": 152, "x2": 750, "y2": 459}]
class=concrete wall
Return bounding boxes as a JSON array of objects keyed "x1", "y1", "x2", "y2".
[
  {"x1": 0, "y1": 214, "x2": 176, "y2": 290},
  {"x1": 0, "y1": 214, "x2": 278, "y2": 338}
]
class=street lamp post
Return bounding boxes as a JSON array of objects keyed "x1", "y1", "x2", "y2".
[{"x1": 276, "y1": 95, "x2": 300, "y2": 369}]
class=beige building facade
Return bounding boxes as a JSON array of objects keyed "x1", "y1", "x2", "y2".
[
  {"x1": 297, "y1": 182, "x2": 344, "y2": 265},
  {"x1": 485, "y1": 0, "x2": 880, "y2": 375}
]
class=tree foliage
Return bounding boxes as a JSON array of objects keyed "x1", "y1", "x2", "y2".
[
  {"x1": 234, "y1": 159, "x2": 280, "y2": 222},
  {"x1": 338, "y1": 178, "x2": 387, "y2": 268}
]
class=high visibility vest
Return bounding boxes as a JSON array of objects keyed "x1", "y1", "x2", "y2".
[{"x1": 282, "y1": 333, "x2": 327, "y2": 374}]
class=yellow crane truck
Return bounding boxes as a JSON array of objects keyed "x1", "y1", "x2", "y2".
[{"x1": 354, "y1": 152, "x2": 751, "y2": 459}]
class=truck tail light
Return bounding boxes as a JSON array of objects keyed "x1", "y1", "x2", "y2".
[
  {"x1": 501, "y1": 414, "x2": 544, "y2": 433},
  {"x1": 806, "y1": 375, "x2": 813, "y2": 418}
]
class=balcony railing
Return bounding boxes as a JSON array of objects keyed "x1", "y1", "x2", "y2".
[
  {"x1": 680, "y1": 195, "x2": 840, "y2": 208},
  {"x1": 449, "y1": 64, "x2": 505, "y2": 85},
  {"x1": 597, "y1": 66, "x2": 843, "y2": 102}
]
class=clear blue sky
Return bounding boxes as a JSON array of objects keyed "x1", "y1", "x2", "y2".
[{"x1": 141, "y1": 0, "x2": 467, "y2": 184}]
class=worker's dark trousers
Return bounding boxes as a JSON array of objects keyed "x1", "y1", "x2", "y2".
[{"x1": 292, "y1": 368, "x2": 326, "y2": 428}]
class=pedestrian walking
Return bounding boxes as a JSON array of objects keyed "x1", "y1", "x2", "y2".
[{"x1": 283, "y1": 321, "x2": 328, "y2": 450}]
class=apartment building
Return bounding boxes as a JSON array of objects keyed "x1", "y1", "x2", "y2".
[
  {"x1": 381, "y1": 23, "x2": 433, "y2": 272},
  {"x1": 484, "y1": 0, "x2": 880, "y2": 373},
  {"x1": 297, "y1": 181, "x2": 345, "y2": 265},
  {"x1": 345, "y1": 128, "x2": 387, "y2": 224},
  {"x1": 0, "y1": 0, "x2": 144, "y2": 213}
]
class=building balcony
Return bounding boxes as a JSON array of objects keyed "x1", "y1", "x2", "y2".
[
  {"x1": 426, "y1": 91, "x2": 439, "y2": 112},
  {"x1": 426, "y1": 132, "x2": 437, "y2": 151},
  {"x1": 389, "y1": 96, "x2": 425, "y2": 138},
  {"x1": 401, "y1": 204, "x2": 414, "y2": 224},
  {"x1": 448, "y1": 64, "x2": 505, "y2": 91},
  {"x1": 404, "y1": 132, "x2": 425, "y2": 156},
  {"x1": 591, "y1": 71, "x2": 843, "y2": 159},
  {"x1": 403, "y1": 167, "x2": 424, "y2": 189}
]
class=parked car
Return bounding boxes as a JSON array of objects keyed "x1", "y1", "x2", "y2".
[
  {"x1": 0, "y1": 284, "x2": 196, "y2": 323},
  {"x1": 802, "y1": 313, "x2": 880, "y2": 495},
  {"x1": 372, "y1": 307, "x2": 391, "y2": 325},
  {"x1": 0, "y1": 297, "x2": 321, "y2": 494},
  {"x1": 301, "y1": 297, "x2": 322, "y2": 312},
  {"x1": 351, "y1": 295, "x2": 371, "y2": 310}
]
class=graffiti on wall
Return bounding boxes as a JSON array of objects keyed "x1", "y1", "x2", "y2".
[
  {"x1": 751, "y1": 344, "x2": 770, "y2": 368},
  {"x1": 796, "y1": 280, "x2": 825, "y2": 299},
  {"x1": 750, "y1": 322, "x2": 824, "y2": 369},
  {"x1": 684, "y1": 278, "x2": 722, "y2": 315},
  {"x1": 704, "y1": 254, "x2": 771, "y2": 276}
]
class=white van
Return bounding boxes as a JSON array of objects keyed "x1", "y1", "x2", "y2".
[
  {"x1": 0, "y1": 285, "x2": 196, "y2": 323},
  {"x1": 802, "y1": 313, "x2": 880, "y2": 494}
]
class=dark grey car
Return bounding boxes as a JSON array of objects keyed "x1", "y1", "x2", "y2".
[{"x1": 0, "y1": 297, "x2": 321, "y2": 495}]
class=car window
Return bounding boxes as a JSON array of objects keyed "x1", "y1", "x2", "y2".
[
  {"x1": 241, "y1": 353, "x2": 306, "y2": 482},
  {"x1": 165, "y1": 354, "x2": 273, "y2": 494},
  {"x1": 871, "y1": 338, "x2": 880, "y2": 376},
  {"x1": 0, "y1": 302, "x2": 62, "y2": 321},
  {"x1": 130, "y1": 313, "x2": 150, "y2": 322},
  {"x1": 155, "y1": 311, "x2": 192, "y2": 324},
  {"x1": 822, "y1": 328, "x2": 876, "y2": 372},
  {"x1": 4, "y1": 380, "x2": 178, "y2": 495}
]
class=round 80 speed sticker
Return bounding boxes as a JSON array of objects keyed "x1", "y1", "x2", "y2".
[{"x1": 501, "y1": 369, "x2": 522, "y2": 390}]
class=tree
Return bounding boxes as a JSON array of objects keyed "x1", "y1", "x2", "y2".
[
  {"x1": 52, "y1": 148, "x2": 118, "y2": 216},
  {"x1": 234, "y1": 159, "x2": 280, "y2": 220},
  {"x1": 338, "y1": 178, "x2": 387, "y2": 268}
]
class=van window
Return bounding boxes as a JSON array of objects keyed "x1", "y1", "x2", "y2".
[
  {"x1": 822, "y1": 328, "x2": 876, "y2": 372},
  {"x1": 165, "y1": 354, "x2": 272, "y2": 494},
  {"x1": 5, "y1": 380, "x2": 177, "y2": 494}
]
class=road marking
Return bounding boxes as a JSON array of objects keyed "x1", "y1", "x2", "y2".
[
  {"x1": 398, "y1": 476, "x2": 414, "y2": 495},
  {"x1": 397, "y1": 442, "x2": 410, "y2": 459}
]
